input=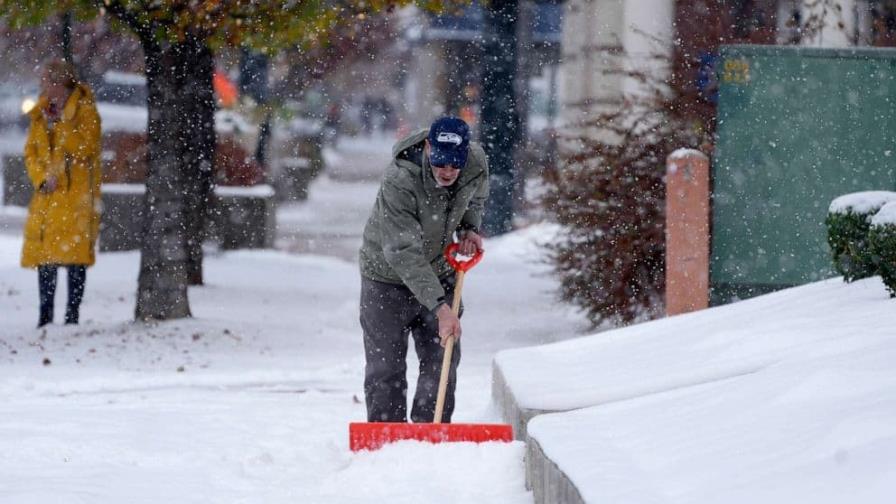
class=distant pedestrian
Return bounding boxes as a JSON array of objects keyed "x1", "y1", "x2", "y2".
[
  {"x1": 21, "y1": 59, "x2": 102, "y2": 327},
  {"x1": 323, "y1": 102, "x2": 341, "y2": 145},
  {"x1": 359, "y1": 116, "x2": 489, "y2": 423}
]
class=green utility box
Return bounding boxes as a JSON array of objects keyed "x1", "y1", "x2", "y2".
[{"x1": 712, "y1": 44, "x2": 896, "y2": 304}]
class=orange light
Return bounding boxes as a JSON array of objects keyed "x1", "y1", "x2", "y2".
[{"x1": 213, "y1": 71, "x2": 238, "y2": 108}]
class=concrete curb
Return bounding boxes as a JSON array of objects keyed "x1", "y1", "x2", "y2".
[
  {"x1": 491, "y1": 362, "x2": 550, "y2": 441},
  {"x1": 492, "y1": 361, "x2": 585, "y2": 503},
  {"x1": 526, "y1": 435, "x2": 587, "y2": 504}
]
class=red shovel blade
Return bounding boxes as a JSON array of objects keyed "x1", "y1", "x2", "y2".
[{"x1": 349, "y1": 422, "x2": 513, "y2": 451}]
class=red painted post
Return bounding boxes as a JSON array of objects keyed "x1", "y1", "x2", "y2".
[{"x1": 665, "y1": 149, "x2": 710, "y2": 316}]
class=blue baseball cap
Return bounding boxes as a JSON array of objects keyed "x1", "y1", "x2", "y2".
[{"x1": 428, "y1": 116, "x2": 471, "y2": 169}]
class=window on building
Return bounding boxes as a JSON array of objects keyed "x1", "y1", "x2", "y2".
[
  {"x1": 725, "y1": 0, "x2": 779, "y2": 42},
  {"x1": 776, "y1": 0, "x2": 803, "y2": 44},
  {"x1": 870, "y1": 0, "x2": 896, "y2": 45}
]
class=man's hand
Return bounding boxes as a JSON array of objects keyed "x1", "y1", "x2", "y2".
[
  {"x1": 458, "y1": 230, "x2": 483, "y2": 257},
  {"x1": 435, "y1": 303, "x2": 461, "y2": 347}
]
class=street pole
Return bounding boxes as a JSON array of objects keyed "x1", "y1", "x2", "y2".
[
  {"x1": 480, "y1": 0, "x2": 520, "y2": 236},
  {"x1": 239, "y1": 49, "x2": 271, "y2": 168},
  {"x1": 61, "y1": 11, "x2": 73, "y2": 63}
]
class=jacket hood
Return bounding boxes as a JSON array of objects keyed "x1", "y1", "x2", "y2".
[
  {"x1": 29, "y1": 83, "x2": 95, "y2": 122},
  {"x1": 391, "y1": 128, "x2": 429, "y2": 161}
]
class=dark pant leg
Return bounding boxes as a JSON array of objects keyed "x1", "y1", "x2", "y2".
[
  {"x1": 37, "y1": 265, "x2": 58, "y2": 327},
  {"x1": 360, "y1": 278, "x2": 418, "y2": 422},
  {"x1": 409, "y1": 276, "x2": 462, "y2": 423},
  {"x1": 65, "y1": 266, "x2": 86, "y2": 324},
  {"x1": 409, "y1": 313, "x2": 461, "y2": 423}
]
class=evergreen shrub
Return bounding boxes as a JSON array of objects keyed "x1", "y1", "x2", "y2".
[
  {"x1": 869, "y1": 201, "x2": 896, "y2": 297},
  {"x1": 826, "y1": 191, "x2": 896, "y2": 282}
]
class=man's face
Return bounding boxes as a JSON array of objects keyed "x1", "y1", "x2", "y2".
[
  {"x1": 426, "y1": 140, "x2": 462, "y2": 187},
  {"x1": 431, "y1": 164, "x2": 461, "y2": 187}
]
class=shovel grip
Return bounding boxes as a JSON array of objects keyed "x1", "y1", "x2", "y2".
[{"x1": 444, "y1": 243, "x2": 483, "y2": 273}]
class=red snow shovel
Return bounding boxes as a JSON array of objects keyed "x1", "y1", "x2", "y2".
[{"x1": 349, "y1": 243, "x2": 514, "y2": 451}]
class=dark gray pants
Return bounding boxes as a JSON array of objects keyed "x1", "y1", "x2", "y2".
[
  {"x1": 360, "y1": 276, "x2": 461, "y2": 423},
  {"x1": 38, "y1": 265, "x2": 87, "y2": 326}
]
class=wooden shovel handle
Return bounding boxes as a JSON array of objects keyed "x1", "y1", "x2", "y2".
[{"x1": 433, "y1": 269, "x2": 465, "y2": 424}]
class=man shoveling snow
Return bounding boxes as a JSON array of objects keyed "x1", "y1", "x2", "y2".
[{"x1": 358, "y1": 116, "x2": 488, "y2": 423}]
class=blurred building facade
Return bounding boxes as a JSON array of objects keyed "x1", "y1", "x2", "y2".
[
  {"x1": 559, "y1": 0, "x2": 896, "y2": 128},
  {"x1": 402, "y1": 0, "x2": 564, "y2": 138}
]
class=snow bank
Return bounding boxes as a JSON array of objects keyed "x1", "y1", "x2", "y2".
[
  {"x1": 100, "y1": 183, "x2": 275, "y2": 197},
  {"x1": 528, "y1": 316, "x2": 896, "y2": 503},
  {"x1": 828, "y1": 190, "x2": 896, "y2": 215},
  {"x1": 871, "y1": 201, "x2": 896, "y2": 227},
  {"x1": 96, "y1": 104, "x2": 256, "y2": 135},
  {"x1": 498, "y1": 275, "x2": 896, "y2": 503},
  {"x1": 496, "y1": 276, "x2": 894, "y2": 416},
  {"x1": 214, "y1": 184, "x2": 275, "y2": 198},
  {"x1": 97, "y1": 103, "x2": 148, "y2": 133},
  {"x1": 101, "y1": 183, "x2": 145, "y2": 194}
]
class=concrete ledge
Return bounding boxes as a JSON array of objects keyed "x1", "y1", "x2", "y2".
[
  {"x1": 493, "y1": 359, "x2": 583, "y2": 502},
  {"x1": 491, "y1": 363, "x2": 552, "y2": 441},
  {"x1": 525, "y1": 436, "x2": 586, "y2": 504},
  {"x1": 2, "y1": 155, "x2": 30, "y2": 207},
  {"x1": 98, "y1": 183, "x2": 276, "y2": 251},
  {"x1": 4, "y1": 156, "x2": 276, "y2": 251},
  {"x1": 272, "y1": 157, "x2": 319, "y2": 201},
  {"x1": 208, "y1": 186, "x2": 276, "y2": 250},
  {"x1": 99, "y1": 189, "x2": 145, "y2": 252}
]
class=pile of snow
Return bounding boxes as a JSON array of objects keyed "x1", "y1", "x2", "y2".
[
  {"x1": 828, "y1": 190, "x2": 896, "y2": 215},
  {"x1": 497, "y1": 276, "x2": 896, "y2": 502},
  {"x1": 871, "y1": 201, "x2": 896, "y2": 227},
  {"x1": 96, "y1": 104, "x2": 256, "y2": 136},
  {"x1": 96, "y1": 103, "x2": 148, "y2": 133}
]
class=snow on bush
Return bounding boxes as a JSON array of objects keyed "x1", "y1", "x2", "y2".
[
  {"x1": 828, "y1": 191, "x2": 896, "y2": 215},
  {"x1": 869, "y1": 201, "x2": 896, "y2": 297},
  {"x1": 826, "y1": 191, "x2": 896, "y2": 282}
]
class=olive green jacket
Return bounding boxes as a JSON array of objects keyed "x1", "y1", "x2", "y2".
[{"x1": 359, "y1": 129, "x2": 489, "y2": 310}]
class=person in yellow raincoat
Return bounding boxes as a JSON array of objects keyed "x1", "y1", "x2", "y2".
[{"x1": 21, "y1": 59, "x2": 102, "y2": 327}]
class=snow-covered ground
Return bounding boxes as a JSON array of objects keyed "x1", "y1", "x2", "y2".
[
  {"x1": 498, "y1": 275, "x2": 896, "y2": 503},
  {"x1": 1, "y1": 127, "x2": 589, "y2": 502},
  {"x1": 5, "y1": 128, "x2": 894, "y2": 502},
  {"x1": 0, "y1": 223, "x2": 587, "y2": 503}
]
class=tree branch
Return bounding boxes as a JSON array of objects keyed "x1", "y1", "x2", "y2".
[{"x1": 94, "y1": 0, "x2": 156, "y2": 47}]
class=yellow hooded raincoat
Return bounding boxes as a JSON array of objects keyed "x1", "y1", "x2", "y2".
[{"x1": 21, "y1": 84, "x2": 102, "y2": 268}]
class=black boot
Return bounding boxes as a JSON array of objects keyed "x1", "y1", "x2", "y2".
[
  {"x1": 38, "y1": 306, "x2": 53, "y2": 328},
  {"x1": 37, "y1": 265, "x2": 58, "y2": 328},
  {"x1": 64, "y1": 306, "x2": 79, "y2": 325},
  {"x1": 65, "y1": 266, "x2": 86, "y2": 325}
]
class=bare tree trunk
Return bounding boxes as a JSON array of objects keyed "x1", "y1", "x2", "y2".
[{"x1": 135, "y1": 35, "x2": 214, "y2": 319}]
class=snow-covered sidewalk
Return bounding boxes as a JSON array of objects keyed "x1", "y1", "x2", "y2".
[
  {"x1": 0, "y1": 224, "x2": 586, "y2": 503},
  {"x1": 496, "y1": 275, "x2": 896, "y2": 503}
]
